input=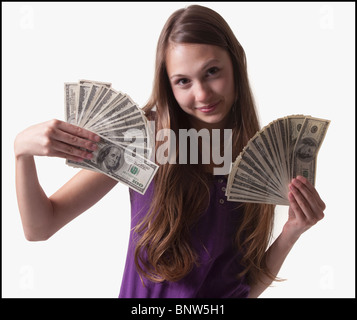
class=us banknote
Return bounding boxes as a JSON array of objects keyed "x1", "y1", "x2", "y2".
[
  {"x1": 226, "y1": 115, "x2": 330, "y2": 205},
  {"x1": 64, "y1": 79, "x2": 157, "y2": 194}
]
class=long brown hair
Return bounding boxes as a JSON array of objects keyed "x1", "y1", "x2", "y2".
[{"x1": 135, "y1": 5, "x2": 276, "y2": 286}]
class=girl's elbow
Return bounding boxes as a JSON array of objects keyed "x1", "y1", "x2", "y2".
[{"x1": 24, "y1": 228, "x2": 53, "y2": 242}]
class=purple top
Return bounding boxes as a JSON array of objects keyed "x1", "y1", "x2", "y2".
[{"x1": 119, "y1": 175, "x2": 250, "y2": 298}]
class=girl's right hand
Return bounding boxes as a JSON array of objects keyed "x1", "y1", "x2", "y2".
[{"x1": 14, "y1": 119, "x2": 100, "y2": 162}]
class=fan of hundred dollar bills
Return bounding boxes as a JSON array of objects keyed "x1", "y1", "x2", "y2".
[
  {"x1": 64, "y1": 79, "x2": 158, "y2": 195},
  {"x1": 226, "y1": 115, "x2": 330, "y2": 205}
]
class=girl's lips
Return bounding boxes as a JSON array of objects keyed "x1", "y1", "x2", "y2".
[{"x1": 196, "y1": 101, "x2": 220, "y2": 113}]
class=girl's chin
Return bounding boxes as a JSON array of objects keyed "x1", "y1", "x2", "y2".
[{"x1": 189, "y1": 114, "x2": 229, "y2": 129}]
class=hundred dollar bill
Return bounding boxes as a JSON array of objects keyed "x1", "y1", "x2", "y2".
[
  {"x1": 81, "y1": 86, "x2": 110, "y2": 126},
  {"x1": 78, "y1": 83, "x2": 102, "y2": 127},
  {"x1": 76, "y1": 83, "x2": 92, "y2": 124},
  {"x1": 66, "y1": 159, "x2": 100, "y2": 172},
  {"x1": 64, "y1": 79, "x2": 157, "y2": 194},
  {"x1": 287, "y1": 115, "x2": 307, "y2": 180},
  {"x1": 64, "y1": 83, "x2": 78, "y2": 124},
  {"x1": 80, "y1": 133, "x2": 158, "y2": 194},
  {"x1": 88, "y1": 96, "x2": 136, "y2": 130},
  {"x1": 84, "y1": 88, "x2": 123, "y2": 128},
  {"x1": 226, "y1": 114, "x2": 330, "y2": 205},
  {"x1": 292, "y1": 116, "x2": 330, "y2": 186},
  {"x1": 79, "y1": 79, "x2": 112, "y2": 88}
]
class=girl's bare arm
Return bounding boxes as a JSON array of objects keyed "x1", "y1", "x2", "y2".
[
  {"x1": 248, "y1": 176, "x2": 326, "y2": 298},
  {"x1": 14, "y1": 119, "x2": 118, "y2": 241}
]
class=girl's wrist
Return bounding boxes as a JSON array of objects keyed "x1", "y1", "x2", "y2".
[
  {"x1": 14, "y1": 132, "x2": 32, "y2": 160},
  {"x1": 280, "y1": 226, "x2": 301, "y2": 249}
]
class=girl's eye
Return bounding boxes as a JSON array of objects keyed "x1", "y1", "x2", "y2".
[
  {"x1": 207, "y1": 67, "x2": 219, "y2": 76},
  {"x1": 176, "y1": 78, "x2": 190, "y2": 86}
]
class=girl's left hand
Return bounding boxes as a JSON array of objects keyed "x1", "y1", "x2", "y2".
[{"x1": 283, "y1": 175, "x2": 326, "y2": 243}]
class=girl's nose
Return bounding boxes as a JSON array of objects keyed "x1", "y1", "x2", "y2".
[{"x1": 194, "y1": 81, "x2": 212, "y2": 103}]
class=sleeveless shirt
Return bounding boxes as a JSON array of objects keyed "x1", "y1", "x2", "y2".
[{"x1": 119, "y1": 174, "x2": 250, "y2": 298}]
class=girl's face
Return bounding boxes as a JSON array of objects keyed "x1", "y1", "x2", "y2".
[{"x1": 166, "y1": 43, "x2": 235, "y2": 130}]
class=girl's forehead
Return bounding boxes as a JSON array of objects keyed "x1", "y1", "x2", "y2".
[
  {"x1": 166, "y1": 43, "x2": 230, "y2": 75},
  {"x1": 167, "y1": 43, "x2": 226, "y2": 59}
]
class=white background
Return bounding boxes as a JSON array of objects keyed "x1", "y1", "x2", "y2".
[{"x1": 2, "y1": 2, "x2": 355, "y2": 298}]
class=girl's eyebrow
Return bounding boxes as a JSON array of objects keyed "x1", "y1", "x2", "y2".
[{"x1": 169, "y1": 58, "x2": 220, "y2": 80}]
